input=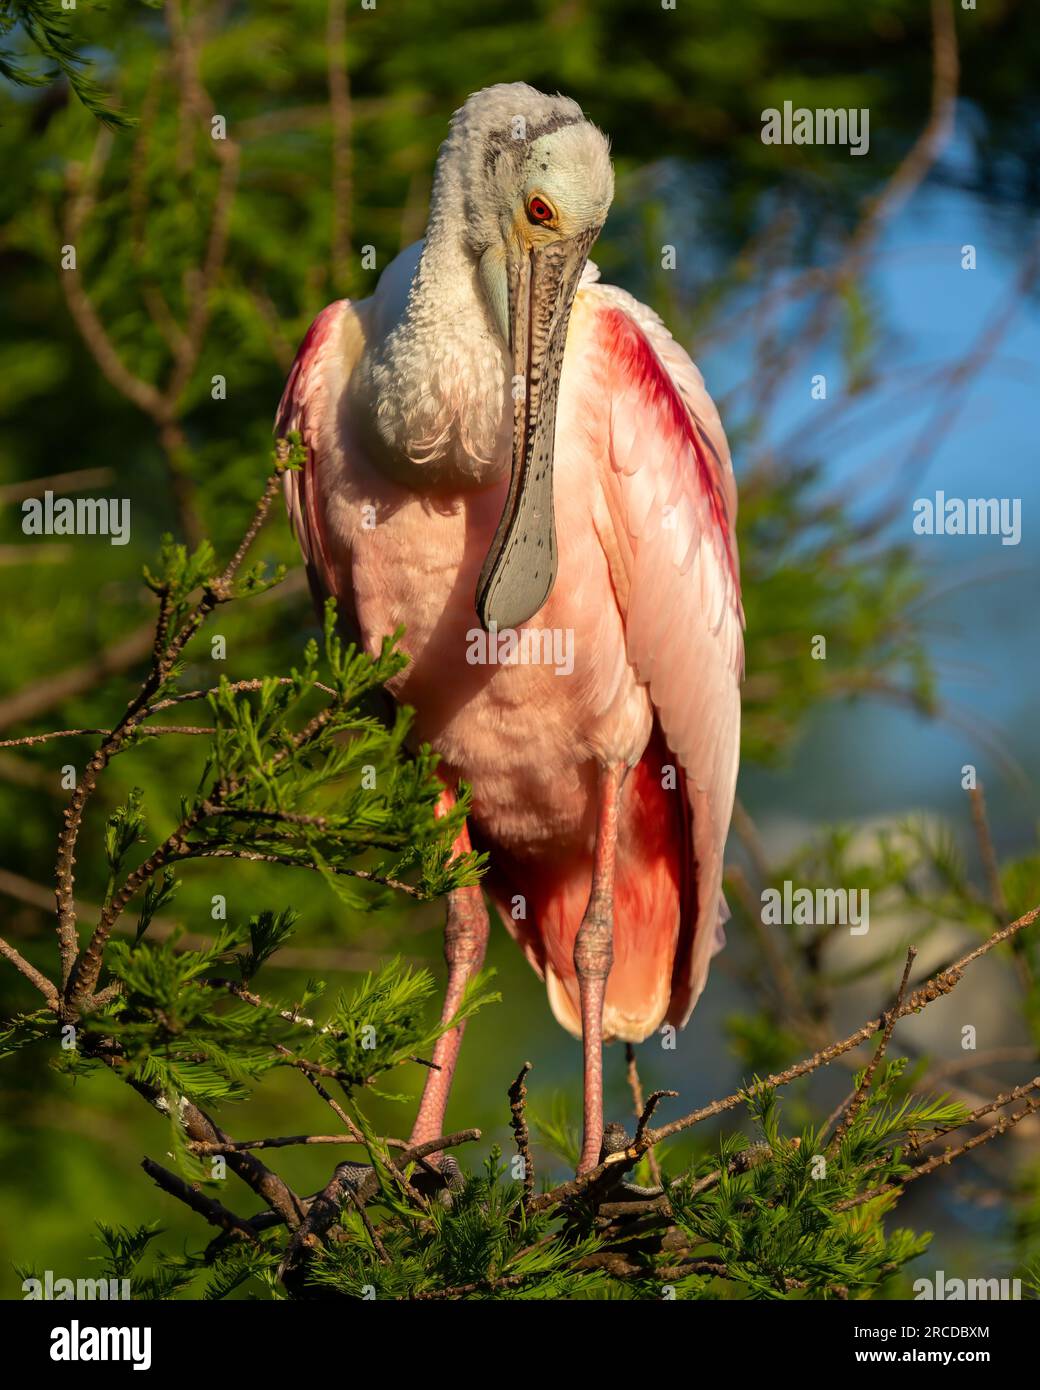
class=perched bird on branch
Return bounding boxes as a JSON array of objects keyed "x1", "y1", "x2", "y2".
[{"x1": 278, "y1": 83, "x2": 743, "y2": 1175}]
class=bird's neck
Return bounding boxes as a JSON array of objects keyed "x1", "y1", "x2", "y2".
[{"x1": 360, "y1": 194, "x2": 510, "y2": 491}]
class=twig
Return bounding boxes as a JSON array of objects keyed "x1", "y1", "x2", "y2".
[
  {"x1": 0, "y1": 468, "x2": 115, "y2": 505},
  {"x1": 633, "y1": 1077, "x2": 676, "y2": 1187},
  {"x1": 343, "y1": 1182, "x2": 389, "y2": 1264},
  {"x1": 0, "y1": 936, "x2": 60, "y2": 1009},
  {"x1": 625, "y1": 1044, "x2": 663, "y2": 1186},
  {"x1": 969, "y1": 785, "x2": 1008, "y2": 919},
  {"x1": 148, "y1": 676, "x2": 338, "y2": 712},
  {"x1": 731, "y1": 797, "x2": 770, "y2": 883},
  {"x1": 508, "y1": 1061, "x2": 534, "y2": 1207},
  {"x1": 727, "y1": 863, "x2": 807, "y2": 1027},
  {"x1": 736, "y1": 0, "x2": 960, "y2": 424},
  {"x1": 596, "y1": 1141, "x2": 781, "y2": 1219},
  {"x1": 188, "y1": 846, "x2": 422, "y2": 897},
  {"x1": 634, "y1": 1079, "x2": 676, "y2": 1138},
  {"x1": 61, "y1": 135, "x2": 166, "y2": 419},
  {"x1": 819, "y1": 1086, "x2": 858, "y2": 1145},
  {"x1": 0, "y1": 868, "x2": 386, "y2": 978},
  {"x1": 850, "y1": 236, "x2": 1040, "y2": 539},
  {"x1": 277, "y1": 1125, "x2": 474, "y2": 1284},
  {"x1": 188, "y1": 1133, "x2": 364, "y2": 1155},
  {"x1": 858, "y1": 0, "x2": 959, "y2": 232},
  {"x1": 0, "y1": 725, "x2": 215, "y2": 748},
  {"x1": 116, "y1": 1065, "x2": 307, "y2": 1229},
  {"x1": 141, "y1": 1157, "x2": 261, "y2": 1243},
  {"x1": 828, "y1": 946, "x2": 916, "y2": 1153},
  {"x1": 351, "y1": 1130, "x2": 482, "y2": 1207},
  {"x1": 925, "y1": 1046, "x2": 1039, "y2": 1083},
  {"x1": 274, "y1": 1044, "x2": 365, "y2": 1144},
  {"x1": 835, "y1": 1092, "x2": 1040, "y2": 1213},
  {"x1": 531, "y1": 902, "x2": 1040, "y2": 1210},
  {"x1": 409, "y1": 1273, "x2": 528, "y2": 1300},
  {"x1": 62, "y1": 468, "x2": 289, "y2": 1007},
  {"x1": 648, "y1": 907, "x2": 1038, "y2": 1146},
  {"x1": 922, "y1": 1076, "x2": 1040, "y2": 1143}
]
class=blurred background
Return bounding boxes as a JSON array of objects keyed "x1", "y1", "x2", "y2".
[{"x1": 1, "y1": 0, "x2": 1039, "y2": 1296}]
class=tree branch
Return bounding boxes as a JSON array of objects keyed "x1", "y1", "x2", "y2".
[
  {"x1": 531, "y1": 902, "x2": 1040, "y2": 1211},
  {"x1": 141, "y1": 1157, "x2": 262, "y2": 1243},
  {"x1": 0, "y1": 935, "x2": 60, "y2": 1009}
]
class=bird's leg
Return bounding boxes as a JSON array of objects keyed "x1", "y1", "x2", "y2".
[
  {"x1": 574, "y1": 761, "x2": 626, "y2": 1176},
  {"x1": 409, "y1": 803, "x2": 489, "y2": 1153}
]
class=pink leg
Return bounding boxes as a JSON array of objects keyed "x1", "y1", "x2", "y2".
[
  {"x1": 574, "y1": 762, "x2": 626, "y2": 1175},
  {"x1": 409, "y1": 800, "x2": 490, "y2": 1151}
]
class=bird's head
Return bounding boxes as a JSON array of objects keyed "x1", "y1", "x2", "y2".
[{"x1": 432, "y1": 84, "x2": 614, "y2": 630}]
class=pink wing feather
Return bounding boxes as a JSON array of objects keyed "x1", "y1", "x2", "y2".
[
  {"x1": 275, "y1": 299, "x2": 354, "y2": 615},
  {"x1": 582, "y1": 286, "x2": 744, "y2": 1025}
]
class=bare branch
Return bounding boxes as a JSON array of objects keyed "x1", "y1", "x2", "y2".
[
  {"x1": 0, "y1": 936, "x2": 59, "y2": 1010},
  {"x1": 508, "y1": 1061, "x2": 534, "y2": 1208},
  {"x1": 141, "y1": 1157, "x2": 262, "y2": 1243},
  {"x1": 0, "y1": 725, "x2": 215, "y2": 749},
  {"x1": 188, "y1": 846, "x2": 422, "y2": 897},
  {"x1": 0, "y1": 469, "x2": 115, "y2": 505},
  {"x1": 188, "y1": 1133, "x2": 364, "y2": 1155},
  {"x1": 531, "y1": 902, "x2": 1040, "y2": 1211},
  {"x1": 61, "y1": 468, "x2": 288, "y2": 1006},
  {"x1": 968, "y1": 782, "x2": 1008, "y2": 922}
]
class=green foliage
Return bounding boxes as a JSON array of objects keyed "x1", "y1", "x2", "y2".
[
  {"x1": 0, "y1": 496, "x2": 496, "y2": 1231},
  {"x1": 100, "y1": 930, "x2": 299, "y2": 1106},
  {"x1": 51, "y1": 1050, "x2": 989, "y2": 1302},
  {"x1": 134, "y1": 868, "x2": 179, "y2": 944},
  {"x1": 316, "y1": 961, "x2": 498, "y2": 1098},
  {"x1": 232, "y1": 908, "x2": 297, "y2": 981},
  {"x1": 0, "y1": 1008, "x2": 53, "y2": 1060},
  {"x1": 664, "y1": 1076, "x2": 958, "y2": 1300},
  {"x1": 310, "y1": 1150, "x2": 609, "y2": 1301},
  {"x1": 105, "y1": 787, "x2": 147, "y2": 894},
  {"x1": 90, "y1": 1220, "x2": 280, "y2": 1301},
  {"x1": 1, "y1": 0, "x2": 1038, "y2": 1303},
  {"x1": 142, "y1": 538, "x2": 218, "y2": 635},
  {"x1": 190, "y1": 603, "x2": 482, "y2": 905},
  {"x1": 0, "y1": 0, "x2": 132, "y2": 127}
]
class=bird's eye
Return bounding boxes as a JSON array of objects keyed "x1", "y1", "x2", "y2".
[{"x1": 526, "y1": 196, "x2": 555, "y2": 225}]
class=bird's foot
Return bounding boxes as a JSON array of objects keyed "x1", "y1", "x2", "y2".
[
  {"x1": 331, "y1": 1151, "x2": 465, "y2": 1208},
  {"x1": 595, "y1": 1122, "x2": 663, "y2": 1200}
]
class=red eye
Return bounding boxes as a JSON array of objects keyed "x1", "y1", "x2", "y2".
[{"x1": 527, "y1": 196, "x2": 554, "y2": 224}]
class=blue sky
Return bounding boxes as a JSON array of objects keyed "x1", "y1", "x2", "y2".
[{"x1": 705, "y1": 144, "x2": 1040, "y2": 849}]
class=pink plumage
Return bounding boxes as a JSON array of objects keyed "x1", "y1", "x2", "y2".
[
  {"x1": 276, "y1": 83, "x2": 743, "y2": 1169},
  {"x1": 278, "y1": 283, "x2": 743, "y2": 1037}
]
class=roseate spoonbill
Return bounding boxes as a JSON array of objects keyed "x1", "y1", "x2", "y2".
[{"x1": 277, "y1": 83, "x2": 743, "y2": 1175}]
